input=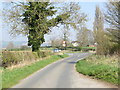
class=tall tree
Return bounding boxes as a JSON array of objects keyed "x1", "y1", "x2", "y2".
[
  {"x1": 50, "y1": 38, "x2": 63, "y2": 48},
  {"x1": 6, "y1": 42, "x2": 14, "y2": 50},
  {"x1": 22, "y1": 2, "x2": 68, "y2": 51},
  {"x1": 77, "y1": 26, "x2": 89, "y2": 47},
  {"x1": 60, "y1": 2, "x2": 87, "y2": 47},
  {"x1": 4, "y1": 2, "x2": 69, "y2": 52},
  {"x1": 105, "y1": 1, "x2": 120, "y2": 53},
  {"x1": 93, "y1": 6, "x2": 106, "y2": 55}
]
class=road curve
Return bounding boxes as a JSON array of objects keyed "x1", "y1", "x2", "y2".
[{"x1": 13, "y1": 53, "x2": 117, "y2": 88}]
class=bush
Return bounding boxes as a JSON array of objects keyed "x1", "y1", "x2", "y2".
[
  {"x1": 37, "y1": 51, "x2": 52, "y2": 58},
  {"x1": 75, "y1": 47, "x2": 81, "y2": 51},
  {"x1": 81, "y1": 47, "x2": 96, "y2": 52},
  {"x1": 72, "y1": 47, "x2": 81, "y2": 51},
  {"x1": 20, "y1": 45, "x2": 30, "y2": 50},
  {"x1": 2, "y1": 51, "x2": 52, "y2": 68}
]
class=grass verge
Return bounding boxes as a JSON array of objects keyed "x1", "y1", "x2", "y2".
[
  {"x1": 2, "y1": 54, "x2": 68, "y2": 88},
  {"x1": 76, "y1": 55, "x2": 118, "y2": 85}
]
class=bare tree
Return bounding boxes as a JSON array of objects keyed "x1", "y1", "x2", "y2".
[
  {"x1": 105, "y1": 0, "x2": 120, "y2": 54},
  {"x1": 3, "y1": 2, "x2": 28, "y2": 37},
  {"x1": 77, "y1": 26, "x2": 89, "y2": 47},
  {"x1": 59, "y1": 2, "x2": 87, "y2": 46},
  {"x1": 93, "y1": 5, "x2": 107, "y2": 55},
  {"x1": 6, "y1": 42, "x2": 14, "y2": 50},
  {"x1": 20, "y1": 45, "x2": 29, "y2": 50},
  {"x1": 50, "y1": 38, "x2": 63, "y2": 48}
]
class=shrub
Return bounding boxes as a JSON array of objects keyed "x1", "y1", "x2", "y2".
[
  {"x1": 37, "y1": 50, "x2": 52, "y2": 58},
  {"x1": 81, "y1": 47, "x2": 96, "y2": 52},
  {"x1": 75, "y1": 47, "x2": 81, "y2": 51},
  {"x1": 72, "y1": 47, "x2": 81, "y2": 51},
  {"x1": 20, "y1": 45, "x2": 30, "y2": 50},
  {"x1": 2, "y1": 51, "x2": 52, "y2": 68}
]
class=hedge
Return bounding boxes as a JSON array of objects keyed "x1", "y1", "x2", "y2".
[{"x1": 2, "y1": 51, "x2": 52, "y2": 68}]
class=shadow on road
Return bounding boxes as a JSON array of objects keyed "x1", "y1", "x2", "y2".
[
  {"x1": 68, "y1": 61, "x2": 77, "y2": 64},
  {"x1": 58, "y1": 55, "x2": 64, "y2": 58}
]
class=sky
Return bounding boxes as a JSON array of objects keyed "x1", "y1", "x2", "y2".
[{"x1": 0, "y1": 1, "x2": 106, "y2": 43}]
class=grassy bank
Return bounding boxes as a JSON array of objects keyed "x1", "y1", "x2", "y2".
[
  {"x1": 2, "y1": 54, "x2": 68, "y2": 88},
  {"x1": 76, "y1": 55, "x2": 118, "y2": 85},
  {"x1": 0, "y1": 68, "x2": 2, "y2": 90}
]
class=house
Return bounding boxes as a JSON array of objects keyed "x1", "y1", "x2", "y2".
[
  {"x1": 71, "y1": 41, "x2": 79, "y2": 47},
  {"x1": 89, "y1": 45, "x2": 96, "y2": 47}
]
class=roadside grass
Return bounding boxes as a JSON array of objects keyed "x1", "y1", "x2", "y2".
[
  {"x1": 0, "y1": 67, "x2": 2, "y2": 90},
  {"x1": 81, "y1": 47, "x2": 96, "y2": 49},
  {"x1": 66, "y1": 51, "x2": 82, "y2": 53},
  {"x1": 2, "y1": 54, "x2": 68, "y2": 88},
  {"x1": 76, "y1": 55, "x2": 118, "y2": 85}
]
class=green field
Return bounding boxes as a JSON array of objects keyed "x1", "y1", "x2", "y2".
[
  {"x1": 2, "y1": 54, "x2": 68, "y2": 88},
  {"x1": 82, "y1": 47, "x2": 96, "y2": 49},
  {"x1": 76, "y1": 55, "x2": 118, "y2": 85}
]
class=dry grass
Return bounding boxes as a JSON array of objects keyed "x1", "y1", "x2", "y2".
[
  {"x1": 7, "y1": 55, "x2": 51, "y2": 70},
  {"x1": 86, "y1": 54, "x2": 118, "y2": 68},
  {"x1": 2, "y1": 50, "x2": 53, "y2": 68},
  {"x1": 5, "y1": 52, "x2": 63, "y2": 70}
]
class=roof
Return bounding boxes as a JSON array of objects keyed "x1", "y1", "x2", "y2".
[{"x1": 71, "y1": 41, "x2": 80, "y2": 43}]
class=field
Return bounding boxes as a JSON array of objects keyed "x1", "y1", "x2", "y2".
[
  {"x1": 2, "y1": 54, "x2": 68, "y2": 88},
  {"x1": 76, "y1": 54, "x2": 118, "y2": 85}
]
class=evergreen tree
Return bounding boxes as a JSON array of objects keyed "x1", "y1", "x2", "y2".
[{"x1": 22, "y1": 2, "x2": 69, "y2": 51}]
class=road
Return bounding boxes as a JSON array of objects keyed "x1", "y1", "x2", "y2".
[{"x1": 13, "y1": 53, "x2": 117, "y2": 88}]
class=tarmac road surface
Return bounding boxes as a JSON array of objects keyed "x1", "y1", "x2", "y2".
[{"x1": 13, "y1": 53, "x2": 117, "y2": 88}]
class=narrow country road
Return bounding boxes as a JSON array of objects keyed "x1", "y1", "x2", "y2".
[{"x1": 13, "y1": 53, "x2": 117, "y2": 88}]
